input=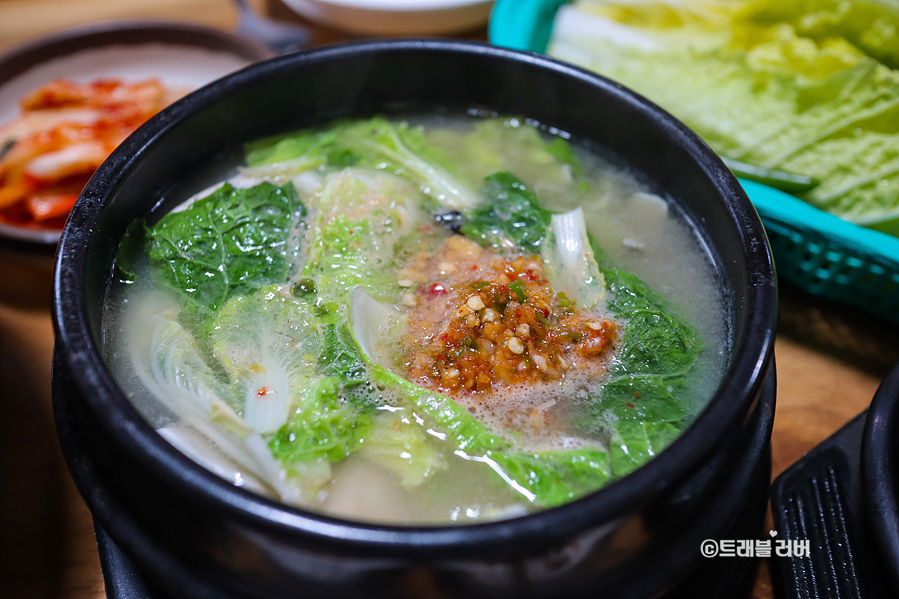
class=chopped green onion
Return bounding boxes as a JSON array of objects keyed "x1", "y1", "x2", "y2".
[
  {"x1": 509, "y1": 280, "x2": 527, "y2": 302},
  {"x1": 291, "y1": 278, "x2": 317, "y2": 297},
  {"x1": 721, "y1": 156, "x2": 819, "y2": 192}
]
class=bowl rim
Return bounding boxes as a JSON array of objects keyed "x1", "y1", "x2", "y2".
[
  {"x1": 0, "y1": 18, "x2": 275, "y2": 250},
  {"x1": 52, "y1": 37, "x2": 777, "y2": 552}
]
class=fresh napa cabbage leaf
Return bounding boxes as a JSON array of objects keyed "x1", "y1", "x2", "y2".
[
  {"x1": 540, "y1": 207, "x2": 606, "y2": 308},
  {"x1": 461, "y1": 172, "x2": 554, "y2": 253},
  {"x1": 348, "y1": 288, "x2": 609, "y2": 507},
  {"x1": 142, "y1": 182, "x2": 303, "y2": 315},
  {"x1": 733, "y1": 0, "x2": 899, "y2": 70},
  {"x1": 360, "y1": 412, "x2": 445, "y2": 488},
  {"x1": 550, "y1": 0, "x2": 899, "y2": 235},
  {"x1": 247, "y1": 117, "x2": 481, "y2": 210}
]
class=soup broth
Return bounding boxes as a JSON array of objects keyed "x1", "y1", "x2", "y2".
[{"x1": 103, "y1": 114, "x2": 727, "y2": 525}]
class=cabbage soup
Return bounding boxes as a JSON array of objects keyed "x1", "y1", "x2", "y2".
[{"x1": 103, "y1": 114, "x2": 728, "y2": 525}]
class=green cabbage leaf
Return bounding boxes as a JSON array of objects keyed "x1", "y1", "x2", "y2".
[
  {"x1": 143, "y1": 182, "x2": 303, "y2": 316},
  {"x1": 461, "y1": 172, "x2": 554, "y2": 253},
  {"x1": 209, "y1": 287, "x2": 373, "y2": 465},
  {"x1": 247, "y1": 117, "x2": 481, "y2": 209},
  {"x1": 301, "y1": 168, "x2": 429, "y2": 306}
]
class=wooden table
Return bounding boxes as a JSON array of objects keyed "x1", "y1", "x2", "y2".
[{"x1": 1, "y1": 2, "x2": 897, "y2": 597}]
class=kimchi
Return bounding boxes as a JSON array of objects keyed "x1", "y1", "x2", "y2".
[{"x1": 0, "y1": 78, "x2": 181, "y2": 229}]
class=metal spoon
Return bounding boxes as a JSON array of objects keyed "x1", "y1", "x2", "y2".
[{"x1": 232, "y1": 0, "x2": 310, "y2": 54}]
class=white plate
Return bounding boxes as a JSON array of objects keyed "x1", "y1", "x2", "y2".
[{"x1": 282, "y1": 0, "x2": 494, "y2": 35}]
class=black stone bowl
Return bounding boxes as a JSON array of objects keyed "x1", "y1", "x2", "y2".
[
  {"x1": 863, "y1": 362, "x2": 899, "y2": 593},
  {"x1": 52, "y1": 39, "x2": 777, "y2": 599}
]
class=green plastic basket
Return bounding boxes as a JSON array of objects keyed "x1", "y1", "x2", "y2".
[{"x1": 489, "y1": 0, "x2": 899, "y2": 324}]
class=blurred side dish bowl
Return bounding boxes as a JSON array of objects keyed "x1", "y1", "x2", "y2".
[{"x1": 0, "y1": 19, "x2": 272, "y2": 256}]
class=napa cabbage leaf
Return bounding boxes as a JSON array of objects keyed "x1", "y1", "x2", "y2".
[
  {"x1": 211, "y1": 287, "x2": 372, "y2": 462},
  {"x1": 211, "y1": 287, "x2": 320, "y2": 434},
  {"x1": 268, "y1": 375, "x2": 372, "y2": 464},
  {"x1": 540, "y1": 207, "x2": 607, "y2": 308},
  {"x1": 139, "y1": 314, "x2": 308, "y2": 503},
  {"x1": 461, "y1": 172, "x2": 554, "y2": 253},
  {"x1": 301, "y1": 169, "x2": 428, "y2": 306},
  {"x1": 595, "y1": 269, "x2": 699, "y2": 477},
  {"x1": 426, "y1": 118, "x2": 582, "y2": 191},
  {"x1": 319, "y1": 323, "x2": 368, "y2": 389},
  {"x1": 550, "y1": 0, "x2": 899, "y2": 235},
  {"x1": 364, "y1": 348, "x2": 610, "y2": 507},
  {"x1": 360, "y1": 412, "x2": 445, "y2": 488},
  {"x1": 247, "y1": 117, "x2": 481, "y2": 209},
  {"x1": 142, "y1": 182, "x2": 303, "y2": 316},
  {"x1": 609, "y1": 420, "x2": 682, "y2": 476},
  {"x1": 245, "y1": 116, "x2": 585, "y2": 214}
]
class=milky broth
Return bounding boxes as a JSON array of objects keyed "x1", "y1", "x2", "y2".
[{"x1": 103, "y1": 114, "x2": 728, "y2": 525}]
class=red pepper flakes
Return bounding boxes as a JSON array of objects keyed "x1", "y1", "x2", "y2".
[
  {"x1": 428, "y1": 283, "x2": 447, "y2": 297},
  {"x1": 404, "y1": 254, "x2": 617, "y2": 394}
]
